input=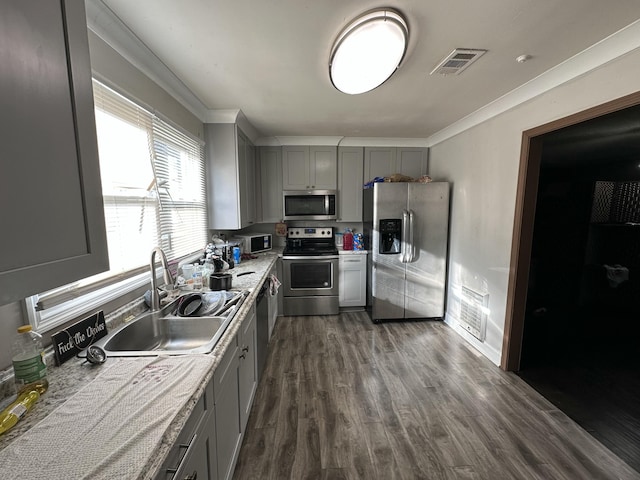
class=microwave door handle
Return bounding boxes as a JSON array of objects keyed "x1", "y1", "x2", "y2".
[
  {"x1": 325, "y1": 195, "x2": 329, "y2": 215},
  {"x1": 401, "y1": 209, "x2": 409, "y2": 263}
]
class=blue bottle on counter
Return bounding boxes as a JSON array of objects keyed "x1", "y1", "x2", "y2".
[{"x1": 233, "y1": 246, "x2": 241, "y2": 265}]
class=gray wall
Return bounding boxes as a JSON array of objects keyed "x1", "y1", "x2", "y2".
[{"x1": 429, "y1": 47, "x2": 640, "y2": 365}]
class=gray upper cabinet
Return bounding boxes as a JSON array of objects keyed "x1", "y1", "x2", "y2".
[
  {"x1": 337, "y1": 147, "x2": 364, "y2": 222},
  {"x1": 282, "y1": 146, "x2": 337, "y2": 190},
  {"x1": 0, "y1": 0, "x2": 108, "y2": 306},
  {"x1": 205, "y1": 124, "x2": 256, "y2": 230},
  {"x1": 397, "y1": 147, "x2": 429, "y2": 179},
  {"x1": 363, "y1": 147, "x2": 396, "y2": 183},
  {"x1": 258, "y1": 147, "x2": 283, "y2": 222},
  {"x1": 363, "y1": 146, "x2": 428, "y2": 183}
]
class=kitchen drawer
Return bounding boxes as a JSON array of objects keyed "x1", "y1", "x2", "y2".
[{"x1": 155, "y1": 381, "x2": 210, "y2": 480}]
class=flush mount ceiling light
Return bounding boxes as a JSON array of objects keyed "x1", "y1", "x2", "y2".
[{"x1": 329, "y1": 8, "x2": 409, "y2": 95}]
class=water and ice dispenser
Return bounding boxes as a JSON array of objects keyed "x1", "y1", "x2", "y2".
[{"x1": 379, "y1": 219, "x2": 401, "y2": 254}]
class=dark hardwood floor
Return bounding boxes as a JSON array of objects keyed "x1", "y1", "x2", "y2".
[{"x1": 233, "y1": 312, "x2": 640, "y2": 480}]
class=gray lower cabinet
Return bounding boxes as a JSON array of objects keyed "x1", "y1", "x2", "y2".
[
  {"x1": 213, "y1": 334, "x2": 242, "y2": 480},
  {"x1": 154, "y1": 294, "x2": 266, "y2": 480},
  {"x1": 339, "y1": 254, "x2": 367, "y2": 307},
  {"x1": 156, "y1": 379, "x2": 217, "y2": 480},
  {"x1": 238, "y1": 303, "x2": 257, "y2": 431},
  {"x1": 338, "y1": 147, "x2": 364, "y2": 222},
  {"x1": 0, "y1": 0, "x2": 108, "y2": 305},
  {"x1": 258, "y1": 147, "x2": 283, "y2": 222}
]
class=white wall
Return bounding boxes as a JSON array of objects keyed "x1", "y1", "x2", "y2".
[{"x1": 429, "y1": 48, "x2": 640, "y2": 365}]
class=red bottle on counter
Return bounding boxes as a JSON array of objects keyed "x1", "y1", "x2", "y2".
[{"x1": 343, "y1": 230, "x2": 353, "y2": 250}]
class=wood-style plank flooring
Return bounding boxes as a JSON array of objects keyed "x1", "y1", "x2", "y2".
[{"x1": 233, "y1": 312, "x2": 640, "y2": 479}]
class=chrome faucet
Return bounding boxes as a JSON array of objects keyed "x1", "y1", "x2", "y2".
[{"x1": 150, "y1": 247, "x2": 175, "y2": 311}]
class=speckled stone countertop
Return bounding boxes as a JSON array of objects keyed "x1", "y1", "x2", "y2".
[
  {"x1": 0, "y1": 250, "x2": 280, "y2": 479},
  {"x1": 337, "y1": 248, "x2": 369, "y2": 255}
]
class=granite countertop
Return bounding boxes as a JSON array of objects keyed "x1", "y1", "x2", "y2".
[
  {"x1": 338, "y1": 249, "x2": 368, "y2": 255},
  {"x1": 0, "y1": 250, "x2": 280, "y2": 478}
]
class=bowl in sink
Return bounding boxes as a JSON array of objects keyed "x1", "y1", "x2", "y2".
[{"x1": 93, "y1": 294, "x2": 243, "y2": 357}]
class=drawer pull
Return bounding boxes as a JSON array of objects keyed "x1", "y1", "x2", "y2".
[{"x1": 166, "y1": 433, "x2": 197, "y2": 479}]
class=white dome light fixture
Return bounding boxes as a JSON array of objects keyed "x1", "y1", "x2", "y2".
[{"x1": 329, "y1": 8, "x2": 409, "y2": 95}]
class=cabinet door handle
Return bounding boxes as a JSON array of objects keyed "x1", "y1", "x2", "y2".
[
  {"x1": 239, "y1": 353, "x2": 246, "y2": 360},
  {"x1": 242, "y1": 346, "x2": 249, "y2": 352},
  {"x1": 184, "y1": 472, "x2": 197, "y2": 480},
  {"x1": 166, "y1": 433, "x2": 197, "y2": 479}
]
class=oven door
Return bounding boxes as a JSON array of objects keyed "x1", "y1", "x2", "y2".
[{"x1": 282, "y1": 255, "x2": 339, "y2": 297}]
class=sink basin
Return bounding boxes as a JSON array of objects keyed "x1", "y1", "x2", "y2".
[{"x1": 94, "y1": 295, "x2": 242, "y2": 356}]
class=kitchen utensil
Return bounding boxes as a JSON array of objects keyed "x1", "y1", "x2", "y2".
[{"x1": 209, "y1": 273, "x2": 232, "y2": 291}]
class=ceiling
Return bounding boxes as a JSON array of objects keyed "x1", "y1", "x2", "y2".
[{"x1": 96, "y1": 0, "x2": 640, "y2": 139}]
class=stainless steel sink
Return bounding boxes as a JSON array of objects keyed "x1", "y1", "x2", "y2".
[{"x1": 94, "y1": 294, "x2": 244, "y2": 356}]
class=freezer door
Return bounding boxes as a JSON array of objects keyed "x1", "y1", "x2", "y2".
[
  {"x1": 405, "y1": 182, "x2": 450, "y2": 318},
  {"x1": 371, "y1": 183, "x2": 409, "y2": 320}
]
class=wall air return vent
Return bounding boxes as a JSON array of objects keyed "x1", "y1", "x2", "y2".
[
  {"x1": 430, "y1": 48, "x2": 487, "y2": 75},
  {"x1": 459, "y1": 286, "x2": 488, "y2": 341}
]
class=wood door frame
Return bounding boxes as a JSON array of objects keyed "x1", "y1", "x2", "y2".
[{"x1": 500, "y1": 91, "x2": 640, "y2": 371}]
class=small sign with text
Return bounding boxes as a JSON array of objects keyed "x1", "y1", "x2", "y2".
[{"x1": 52, "y1": 311, "x2": 108, "y2": 366}]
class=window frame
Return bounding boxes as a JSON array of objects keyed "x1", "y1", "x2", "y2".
[{"x1": 25, "y1": 79, "x2": 207, "y2": 333}]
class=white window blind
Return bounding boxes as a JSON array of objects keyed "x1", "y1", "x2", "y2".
[{"x1": 26, "y1": 80, "x2": 207, "y2": 332}]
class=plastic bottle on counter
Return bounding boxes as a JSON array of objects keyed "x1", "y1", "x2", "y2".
[
  {"x1": 0, "y1": 389, "x2": 40, "y2": 436},
  {"x1": 353, "y1": 232, "x2": 364, "y2": 250},
  {"x1": 12, "y1": 326, "x2": 48, "y2": 395},
  {"x1": 343, "y1": 229, "x2": 354, "y2": 250}
]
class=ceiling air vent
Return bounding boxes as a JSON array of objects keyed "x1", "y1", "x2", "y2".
[{"x1": 430, "y1": 48, "x2": 487, "y2": 76}]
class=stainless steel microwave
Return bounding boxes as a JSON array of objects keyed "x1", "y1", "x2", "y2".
[{"x1": 283, "y1": 190, "x2": 337, "y2": 221}]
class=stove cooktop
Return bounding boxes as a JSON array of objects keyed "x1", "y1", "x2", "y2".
[{"x1": 284, "y1": 226, "x2": 337, "y2": 256}]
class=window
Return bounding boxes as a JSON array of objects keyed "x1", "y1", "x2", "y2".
[{"x1": 25, "y1": 80, "x2": 207, "y2": 332}]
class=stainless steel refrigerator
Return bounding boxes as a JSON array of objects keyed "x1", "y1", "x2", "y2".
[{"x1": 363, "y1": 182, "x2": 450, "y2": 322}]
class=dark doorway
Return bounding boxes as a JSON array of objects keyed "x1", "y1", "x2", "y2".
[{"x1": 510, "y1": 102, "x2": 640, "y2": 471}]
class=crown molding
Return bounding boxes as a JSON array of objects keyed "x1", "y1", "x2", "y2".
[
  {"x1": 85, "y1": 0, "x2": 209, "y2": 121},
  {"x1": 253, "y1": 136, "x2": 428, "y2": 147},
  {"x1": 425, "y1": 19, "x2": 640, "y2": 147},
  {"x1": 85, "y1": 0, "x2": 640, "y2": 147}
]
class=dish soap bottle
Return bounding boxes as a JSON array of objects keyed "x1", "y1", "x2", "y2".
[
  {"x1": 0, "y1": 389, "x2": 40, "y2": 436},
  {"x1": 12, "y1": 326, "x2": 48, "y2": 395}
]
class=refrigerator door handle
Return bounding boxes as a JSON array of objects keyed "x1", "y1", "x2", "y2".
[
  {"x1": 401, "y1": 209, "x2": 409, "y2": 263},
  {"x1": 408, "y1": 209, "x2": 415, "y2": 262}
]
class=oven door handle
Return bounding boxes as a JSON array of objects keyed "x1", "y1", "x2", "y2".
[{"x1": 282, "y1": 255, "x2": 340, "y2": 260}]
